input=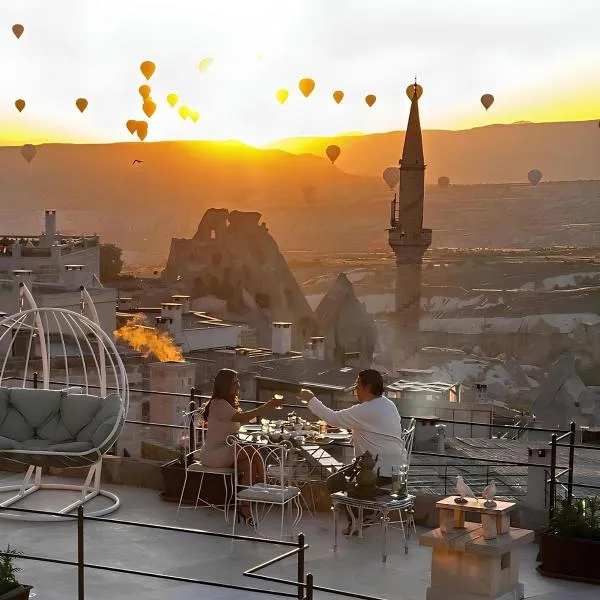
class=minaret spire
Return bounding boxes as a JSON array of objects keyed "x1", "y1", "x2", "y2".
[{"x1": 387, "y1": 81, "x2": 432, "y2": 369}]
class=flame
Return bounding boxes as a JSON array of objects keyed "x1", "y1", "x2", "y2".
[{"x1": 114, "y1": 313, "x2": 184, "y2": 362}]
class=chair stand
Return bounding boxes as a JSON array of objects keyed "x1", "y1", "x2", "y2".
[
  {"x1": 177, "y1": 467, "x2": 233, "y2": 523},
  {"x1": 0, "y1": 459, "x2": 120, "y2": 522}
]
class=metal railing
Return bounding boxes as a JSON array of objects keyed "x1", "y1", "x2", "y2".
[
  {"x1": 0, "y1": 505, "x2": 387, "y2": 600},
  {"x1": 547, "y1": 421, "x2": 600, "y2": 521}
]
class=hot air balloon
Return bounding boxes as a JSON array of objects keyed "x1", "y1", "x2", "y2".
[
  {"x1": 179, "y1": 106, "x2": 190, "y2": 120},
  {"x1": 15, "y1": 99, "x2": 25, "y2": 113},
  {"x1": 139, "y1": 85, "x2": 151, "y2": 99},
  {"x1": 365, "y1": 94, "x2": 376, "y2": 107},
  {"x1": 126, "y1": 120, "x2": 138, "y2": 135},
  {"x1": 21, "y1": 144, "x2": 36, "y2": 163},
  {"x1": 325, "y1": 145, "x2": 340, "y2": 164},
  {"x1": 383, "y1": 167, "x2": 400, "y2": 190},
  {"x1": 189, "y1": 109, "x2": 199, "y2": 123},
  {"x1": 406, "y1": 83, "x2": 423, "y2": 100},
  {"x1": 140, "y1": 61, "x2": 155, "y2": 80},
  {"x1": 481, "y1": 94, "x2": 494, "y2": 110},
  {"x1": 166, "y1": 93, "x2": 178, "y2": 107},
  {"x1": 199, "y1": 58, "x2": 214, "y2": 73},
  {"x1": 528, "y1": 169, "x2": 542, "y2": 185},
  {"x1": 136, "y1": 121, "x2": 148, "y2": 141},
  {"x1": 438, "y1": 176, "x2": 450, "y2": 189},
  {"x1": 12, "y1": 24, "x2": 24, "y2": 39},
  {"x1": 299, "y1": 78, "x2": 315, "y2": 98},
  {"x1": 333, "y1": 90, "x2": 344, "y2": 104},
  {"x1": 75, "y1": 98, "x2": 88, "y2": 113},
  {"x1": 276, "y1": 89, "x2": 289, "y2": 105},
  {"x1": 143, "y1": 99, "x2": 156, "y2": 118}
]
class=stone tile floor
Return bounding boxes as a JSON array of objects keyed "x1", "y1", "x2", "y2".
[{"x1": 0, "y1": 471, "x2": 598, "y2": 600}]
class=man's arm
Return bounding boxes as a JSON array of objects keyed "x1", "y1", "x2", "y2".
[{"x1": 307, "y1": 394, "x2": 368, "y2": 429}]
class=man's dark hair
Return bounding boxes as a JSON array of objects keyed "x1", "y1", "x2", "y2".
[{"x1": 358, "y1": 369, "x2": 384, "y2": 397}]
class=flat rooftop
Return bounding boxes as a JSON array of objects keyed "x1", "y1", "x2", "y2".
[{"x1": 0, "y1": 471, "x2": 597, "y2": 600}]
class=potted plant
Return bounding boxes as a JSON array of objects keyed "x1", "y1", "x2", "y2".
[
  {"x1": 538, "y1": 496, "x2": 600, "y2": 584},
  {"x1": 0, "y1": 546, "x2": 32, "y2": 600}
]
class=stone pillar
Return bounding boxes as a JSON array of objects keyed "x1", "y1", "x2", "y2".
[{"x1": 526, "y1": 444, "x2": 551, "y2": 511}]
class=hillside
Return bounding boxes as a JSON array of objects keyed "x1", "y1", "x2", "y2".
[
  {"x1": 267, "y1": 120, "x2": 600, "y2": 184},
  {"x1": 1, "y1": 137, "x2": 600, "y2": 266}
]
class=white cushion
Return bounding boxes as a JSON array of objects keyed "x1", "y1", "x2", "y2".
[
  {"x1": 188, "y1": 462, "x2": 234, "y2": 474},
  {"x1": 237, "y1": 483, "x2": 300, "y2": 503}
]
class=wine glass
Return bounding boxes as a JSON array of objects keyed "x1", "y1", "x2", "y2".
[{"x1": 273, "y1": 393, "x2": 284, "y2": 410}]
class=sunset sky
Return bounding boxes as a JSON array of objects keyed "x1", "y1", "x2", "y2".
[{"x1": 1, "y1": 0, "x2": 599, "y2": 146}]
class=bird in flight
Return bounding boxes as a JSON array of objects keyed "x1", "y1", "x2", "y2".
[{"x1": 132, "y1": 159, "x2": 144, "y2": 165}]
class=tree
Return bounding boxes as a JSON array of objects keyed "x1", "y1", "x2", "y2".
[{"x1": 100, "y1": 243, "x2": 124, "y2": 282}]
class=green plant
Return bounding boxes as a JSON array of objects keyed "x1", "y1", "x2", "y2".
[
  {"x1": 0, "y1": 545, "x2": 23, "y2": 594},
  {"x1": 551, "y1": 496, "x2": 600, "y2": 541}
]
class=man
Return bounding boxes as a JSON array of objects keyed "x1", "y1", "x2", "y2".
[{"x1": 299, "y1": 369, "x2": 407, "y2": 484}]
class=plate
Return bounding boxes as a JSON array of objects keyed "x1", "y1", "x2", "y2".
[
  {"x1": 242, "y1": 424, "x2": 262, "y2": 431},
  {"x1": 327, "y1": 432, "x2": 352, "y2": 441},
  {"x1": 314, "y1": 436, "x2": 332, "y2": 445}
]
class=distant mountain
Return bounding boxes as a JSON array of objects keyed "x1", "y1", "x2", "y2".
[
  {"x1": 267, "y1": 120, "x2": 600, "y2": 184},
  {"x1": 1, "y1": 133, "x2": 600, "y2": 264}
]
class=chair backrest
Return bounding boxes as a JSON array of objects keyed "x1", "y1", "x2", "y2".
[
  {"x1": 402, "y1": 418, "x2": 416, "y2": 470},
  {"x1": 229, "y1": 434, "x2": 294, "y2": 490}
]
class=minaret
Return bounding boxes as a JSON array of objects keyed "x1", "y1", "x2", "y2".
[{"x1": 388, "y1": 82, "x2": 432, "y2": 368}]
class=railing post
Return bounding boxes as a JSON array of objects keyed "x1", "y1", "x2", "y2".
[
  {"x1": 297, "y1": 533, "x2": 305, "y2": 600},
  {"x1": 77, "y1": 505, "x2": 85, "y2": 600},
  {"x1": 444, "y1": 465, "x2": 447, "y2": 495},
  {"x1": 305, "y1": 573, "x2": 313, "y2": 600},
  {"x1": 33, "y1": 372, "x2": 38, "y2": 389},
  {"x1": 189, "y1": 388, "x2": 196, "y2": 453},
  {"x1": 549, "y1": 433, "x2": 557, "y2": 521},
  {"x1": 567, "y1": 421, "x2": 576, "y2": 504}
]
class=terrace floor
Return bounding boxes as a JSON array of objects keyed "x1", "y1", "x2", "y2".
[{"x1": 0, "y1": 470, "x2": 598, "y2": 600}]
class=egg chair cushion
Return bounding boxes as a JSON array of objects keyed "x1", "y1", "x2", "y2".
[
  {"x1": 37, "y1": 414, "x2": 73, "y2": 443},
  {"x1": 0, "y1": 408, "x2": 34, "y2": 442},
  {"x1": 46, "y1": 441, "x2": 95, "y2": 453},
  {"x1": 0, "y1": 387, "x2": 9, "y2": 424},
  {"x1": 59, "y1": 393, "x2": 103, "y2": 437},
  {"x1": 77, "y1": 393, "x2": 122, "y2": 448},
  {"x1": 0, "y1": 435, "x2": 23, "y2": 450},
  {"x1": 10, "y1": 388, "x2": 61, "y2": 428}
]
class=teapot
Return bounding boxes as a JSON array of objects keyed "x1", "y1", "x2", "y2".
[{"x1": 347, "y1": 451, "x2": 379, "y2": 499}]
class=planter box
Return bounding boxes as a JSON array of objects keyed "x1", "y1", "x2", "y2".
[
  {"x1": 0, "y1": 585, "x2": 33, "y2": 600},
  {"x1": 160, "y1": 460, "x2": 231, "y2": 506},
  {"x1": 538, "y1": 531, "x2": 600, "y2": 585}
]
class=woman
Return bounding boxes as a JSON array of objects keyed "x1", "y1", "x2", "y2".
[{"x1": 197, "y1": 368, "x2": 282, "y2": 524}]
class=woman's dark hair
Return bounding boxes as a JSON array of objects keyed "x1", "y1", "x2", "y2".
[
  {"x1": 358, "y1": 369, "x2": 384, "y2": 397},
  {"x1": 202, "y1": 368, "x2": 239, "y2": 421}
]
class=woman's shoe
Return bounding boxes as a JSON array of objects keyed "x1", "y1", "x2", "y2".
[{"x1": 237, "y1": 511, "x2": 255, "y2": 527}]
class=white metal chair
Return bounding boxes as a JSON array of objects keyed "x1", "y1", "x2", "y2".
[
  {"x1": 0, "y1": 286, "x2": 129, "y2": 521},
  {"x1": 177, "y1": 404, "x2": 234, "y2": 522},
  {"x1": 229, "y1": 434, "x2": 302, "y2": 539}
]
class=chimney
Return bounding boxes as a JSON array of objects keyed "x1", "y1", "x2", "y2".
[
  {"x1": 63, "y1": 264, "x2": 88, "y2": 291},
  {"x1": 302, "y1": 342, "x2": 314, "y2": 358},
  {"x1": 234, "y1": 348, "x2": 251, "y2": 373},
  {"x1": 172, "y1": 295, "x2": 191, "y2": 313},
  {"x1": 311, "y1": 336, "x2": 325, "y2": 360},
  {"x1": 12, "y1": 269, "x2": 33, "y2": 291},
  {"x1": 155, "y1": 316, "x2": 171, "y2": 334},
  {"x1": 161, "y1": 302, "x2": 183, "y2": 337},
  {"x1": 45, "y1": 209, "x2": 57, "y2": 240},
  {"x1": 118, "y1": 297, "x2": 134, "y2": 311},
  {"x1": 344, "y1": 351, "x2": 361, "y2": 368},
  {"x1": 272, "y1": 322, "x2": 292, "y2": 355}
]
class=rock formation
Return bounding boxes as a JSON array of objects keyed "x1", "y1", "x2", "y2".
[
  {"x1": 315, "y1": 273, "x2": 378, "y2": 366},
  {"x1": 162, "y1": 209, "x2": 318, "y2": 349}
]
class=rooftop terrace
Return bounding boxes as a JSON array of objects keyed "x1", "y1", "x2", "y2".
[{"x1": 0, "y1": 471, "x2": 598, "y2": 600}]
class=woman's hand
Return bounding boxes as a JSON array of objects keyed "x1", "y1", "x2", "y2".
[
  {"x1": 298, "y1": 389, "x2": 314, "y2": 405},
  {"x1": 267, "y1": 395, "x2": 284, "y2": 409}
]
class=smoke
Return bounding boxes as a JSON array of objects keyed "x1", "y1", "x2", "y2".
[{"x1": 114, "y1": 313, "x2": 184, "y2": 362}]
